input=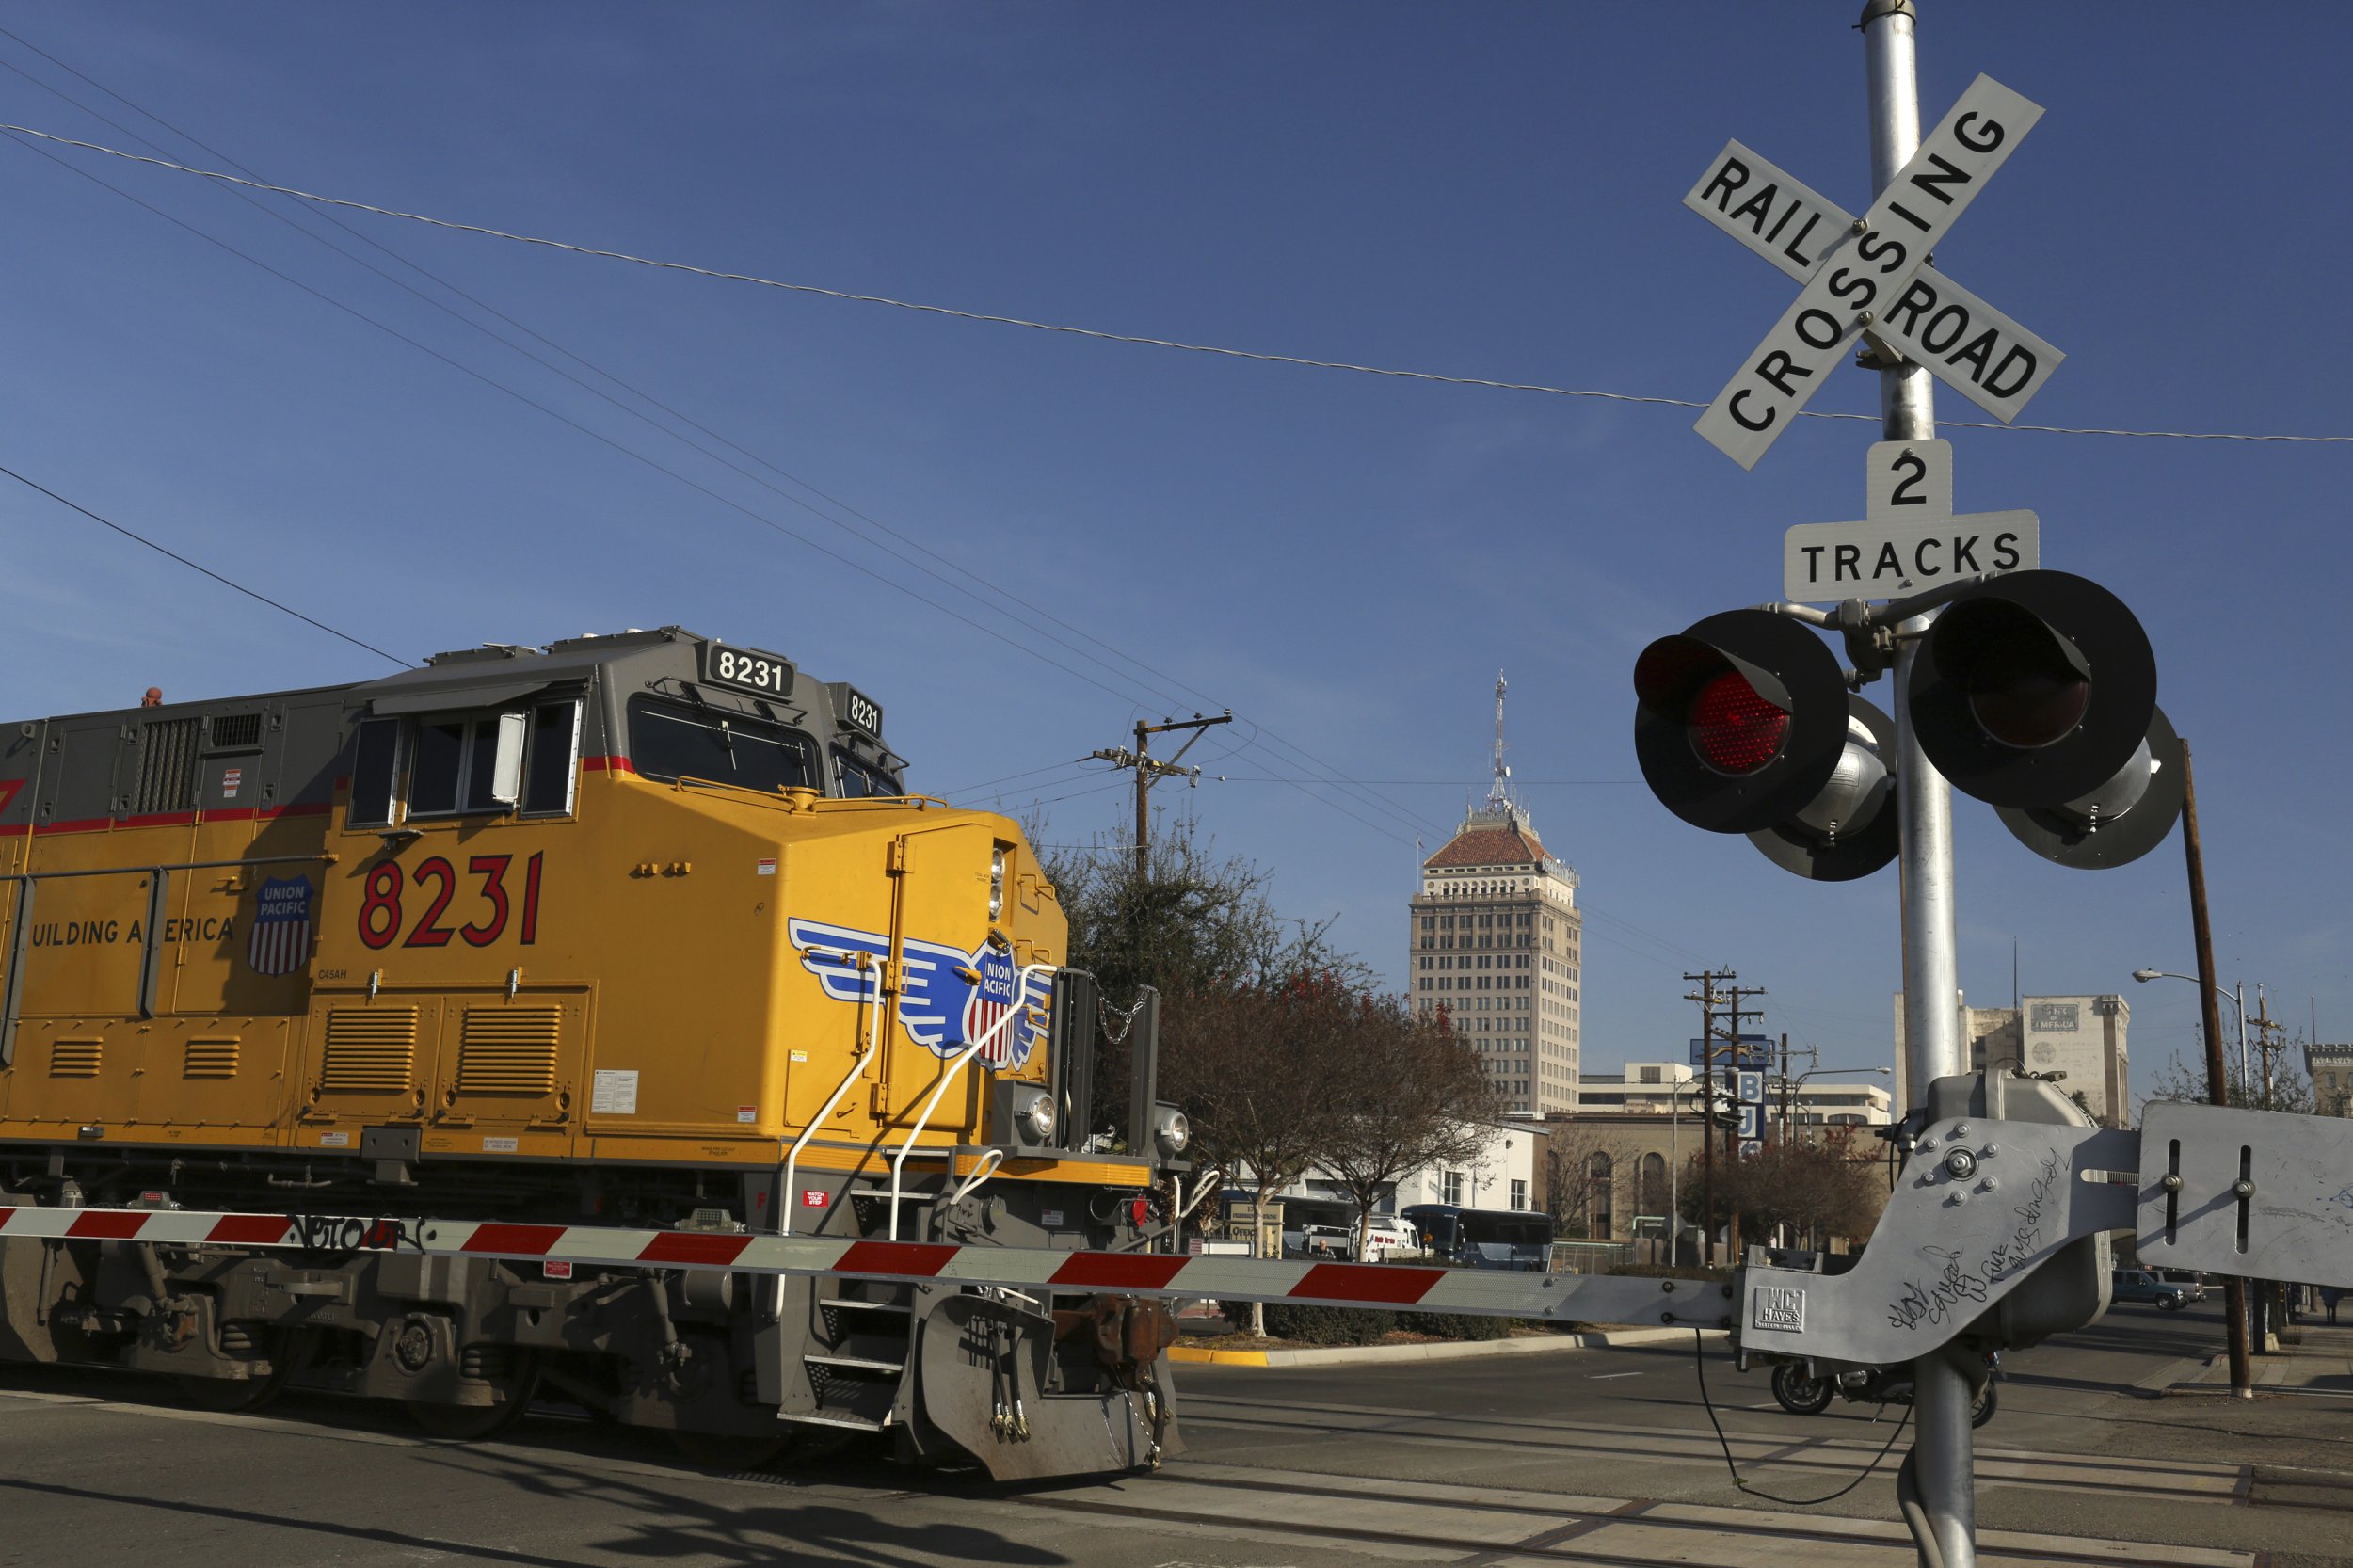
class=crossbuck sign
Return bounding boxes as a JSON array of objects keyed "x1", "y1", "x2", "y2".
[{"x1": 1686, "y1": 74, "x2": 2060, "y2": 469}]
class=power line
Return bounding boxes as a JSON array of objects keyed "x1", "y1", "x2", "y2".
[
  {"x1": 0, "y1": 463, "x2": 408, "y2": 666},
  {"x1": 5, "y1": 121, "x2": 2347, "y2": 447},
  {"x1": 0, "y1": 71, "x2": 1460, "y2": 848}
]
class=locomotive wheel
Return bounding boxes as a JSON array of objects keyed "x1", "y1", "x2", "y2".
[
  {"x1": 670, "y1": 1429, "x2": 798, "y2": 1470},
  {"x1": 403, "y1": 1350, "x2": 542, "y2": 1440}
]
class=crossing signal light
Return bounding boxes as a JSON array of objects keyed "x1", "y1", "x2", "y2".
[
  {"x1": 1994, "y1": 705, "x2": 2185, "y2": 869},
  {"x1": 1633, "y1": 610, "x2": 1850, "y2": 834},
  {"x1": 1905, "y1": 570, "x2": 2156, "y2": 809},
  {"x1": 1634, "y1": 612, "x2": 1902, "y2": 881},
  {"x1": 1747, "y1": 696, "x2": 1900, "y2": 882}
]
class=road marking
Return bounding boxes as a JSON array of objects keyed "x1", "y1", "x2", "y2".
[{"x1": 1587, "y1": 1372, "x2": 1643, "y2": 1381}]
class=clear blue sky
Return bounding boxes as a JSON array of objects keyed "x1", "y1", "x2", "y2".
[{"x1": 2, "y1": 5, "x2": 2345, "y2": 1098}]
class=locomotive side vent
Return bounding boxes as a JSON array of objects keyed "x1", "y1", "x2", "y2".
[
  {"x1": 456, "y1": 1007, "x2": 562, "y2": 1096},
  {"x1": 49, "y1": 1037, "x2": 102, "y2": 1078},
  {"x1": 132, "y1": 717, "x2": 201, "y2": 815},
  {"x1": 205, "y1": 712, "x2": 264, "y2": 751},
  {"x1": 322, "y1": 1007, "x2": 419, "y2": 1093},
  {"x1": 184, "y1": 1036, "x2": 241, "y2": 1079}
]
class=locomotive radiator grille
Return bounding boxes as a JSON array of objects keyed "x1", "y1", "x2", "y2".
[
  {"x1": 48, "y1": 1037, "x2": 102, "y2": 1078},
  {"x1": 321, "y1": 1007, "x2": 419, "y2": 1093},
  {"x1": 456, "y1": 1007, "x2": 561, "y2": 1096},
  {"x1": 184, "y1": 1037, "x2": 241, "y2": 1079},
  {"x1": 132, "y1": 716, "x2": 201, "y2": 814}
]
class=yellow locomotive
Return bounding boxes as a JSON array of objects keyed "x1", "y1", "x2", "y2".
[{"x1": 0, "y1": 627, "x2": 1184, "y2": 1475}]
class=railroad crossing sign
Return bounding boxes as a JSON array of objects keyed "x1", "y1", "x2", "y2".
[
  {"x1": 1781, "y1": 438, "x2": 2041, "y2": 600},
  {"x1": 1686, "y1": 74, "x2": 2060, "y2": 469}
]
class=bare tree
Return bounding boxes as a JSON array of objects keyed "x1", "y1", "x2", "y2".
[
  {"x1": 1040, "y1": 819, "x2": 1365, "y2": 1133},
  {"x1": 1321, "y1": 998, "x2": 1506, "y2": 1256}
]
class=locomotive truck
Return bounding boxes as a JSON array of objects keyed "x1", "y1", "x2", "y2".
[{"x1": 0, "y1": 626, "x2": 1188, "y2": 1478}]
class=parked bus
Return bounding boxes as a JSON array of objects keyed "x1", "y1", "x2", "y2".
[{"x1": 1400, "y1": 1205, "x2": 1556, "y2": 1271}]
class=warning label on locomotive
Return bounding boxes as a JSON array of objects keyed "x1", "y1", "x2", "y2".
[{"x1": 591, "y1": 1070, "x2": 639, "y2": 1114}]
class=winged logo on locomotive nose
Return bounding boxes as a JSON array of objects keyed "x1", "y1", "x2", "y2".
[{"x1": 786, "y1": 918, "x2": 1048, "y2": 1069}]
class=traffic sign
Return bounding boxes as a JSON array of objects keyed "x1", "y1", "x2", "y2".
[
  {"x1": 1783, "y1": 438, "x2": 2038, "y2": 602},
  {"x1": 1689, "y1": 75, "x2": 2050, "y2": 468},
  {"x1": 1784, "y1": 511, "x2": 2039, "y2": 601}
]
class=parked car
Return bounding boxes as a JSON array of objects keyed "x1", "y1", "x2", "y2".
[
  {"x1": 2111, "y1": 1268, "x2": 2192, "y2": 1311},
  {"x1": 2153, "y1": 1268, "x2": 2207, "y2": 1301}
]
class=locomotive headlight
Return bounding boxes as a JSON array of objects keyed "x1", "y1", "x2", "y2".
[
  {"x1": 988, "y1": 845, "x2": 1007, "y2": 922},
  {"x1": 1011, "y1": 1084, "x2": 1055, "y2": 1144},
  {"x1": 1151, "y1": 1103, "x2": 1191, "y2": 1160}
]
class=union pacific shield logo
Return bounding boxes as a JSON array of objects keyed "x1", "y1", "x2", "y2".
[
  {"x1": 962, "y1": 947, "x2": 1020, "y2": 1067},
  {"x1": 248, "y1": 876, "x2": 314, "y2": 977}
]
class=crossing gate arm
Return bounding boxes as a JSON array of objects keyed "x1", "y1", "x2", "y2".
[
  {"x1": 0, "y1": 1203, "x2": 1718, "y2": 1326},
  {"x1": 1737, "y1": 1101, "x2": 2353, "y2": 1367}
]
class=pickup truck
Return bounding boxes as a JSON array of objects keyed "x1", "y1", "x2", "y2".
[{"x1": 2111, "y1": 1268, "x2": 2192, "y2": 1311}]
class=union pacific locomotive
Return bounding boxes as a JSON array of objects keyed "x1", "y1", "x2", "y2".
[{"x1": 0, "y1": 627, "x2": 1185, "y2": 1477}]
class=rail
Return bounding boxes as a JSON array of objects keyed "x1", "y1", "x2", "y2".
[
  {"x1": 777, "y1": 949, "x2": 884, "y2": 1238},
  {"x1": 886, "y1": 962, "x2": 1053, "y2": 1240},
  {"x1": 1, "y1": 851, "x2": 338, "y2": 1067}
]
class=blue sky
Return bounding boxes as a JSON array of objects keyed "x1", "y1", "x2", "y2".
[{"x1": 2, "y1": 5, "x2": 2345, "y2": 1097}]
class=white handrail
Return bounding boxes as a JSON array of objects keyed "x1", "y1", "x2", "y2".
[
  {"x1": 888, "y1": 962, "x2": 1053, "y2": 1240},
  {"x1": 779, "y1": 952, "x2": 884, "y2": 1238}
]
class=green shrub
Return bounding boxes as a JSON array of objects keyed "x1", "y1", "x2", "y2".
[
  {"x1": 1395, "y1": 1311, "x2": 1516, "y2": 1340},
  {"x1": 1220, "y1": 1301, "x2": 1396, "y2": 1344}
]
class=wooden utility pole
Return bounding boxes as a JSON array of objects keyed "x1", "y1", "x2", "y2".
[
  {"x1": 2179, "y1": 739, "x2": 2253, "y2": 1397},
  {"x1": 1090, "y1": 712, "x2": 1231, "y2": 877},
  {"x1": 1715, "y1": 984, "x2": 1766, "y2": 1262},
  {"x1": 1683, "y1": 970, "x2": 1731, "y2": 1266}
]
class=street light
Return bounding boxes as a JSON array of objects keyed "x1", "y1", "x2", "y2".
[
  {"x1": 2133, "y1": 968, "x2": 2249, "y2": 1105},
  {"x1": 1769, "y1": 1064, "x2": 1894, "y2": 1142}
]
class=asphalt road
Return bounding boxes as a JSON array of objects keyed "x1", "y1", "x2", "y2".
[{"x1": 1, "y1": 1297, "x2": 2344, "y2": 1568}]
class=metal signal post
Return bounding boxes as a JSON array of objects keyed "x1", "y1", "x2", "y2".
[{"x1": 1864, "y1": 3, "x2": 1976, "y2": 1563}]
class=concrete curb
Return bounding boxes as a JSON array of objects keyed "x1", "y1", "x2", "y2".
[{"x1": 1170, "y1": 1324, "x2": 1724, "y2": 1368}]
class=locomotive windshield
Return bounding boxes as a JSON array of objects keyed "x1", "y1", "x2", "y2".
[
  {"x1": 628, "y1": 695, "x2": 819, "y2": 792},
  {"x1": 832, "y1": 747, "x2": 902, "y2": 799}
]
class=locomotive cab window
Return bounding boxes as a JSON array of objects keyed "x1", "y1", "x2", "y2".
[
  {"x1": 628, "y1": 696, "x2": 818, "y2": 792},
  {"x1": 348, "y1": 699, "x2": 582, "y2": 825},
  {"x1": 832, "y1": 746, "x2": 902, "y2": 799}
]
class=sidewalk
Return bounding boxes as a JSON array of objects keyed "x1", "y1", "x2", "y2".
[
  {"x1": 2162, "y1": 1315, "x2": 2353, "y2": 1396},
  {"x1": 1170, "y1": 1324, "x2": 1721, "y2": 1368}
]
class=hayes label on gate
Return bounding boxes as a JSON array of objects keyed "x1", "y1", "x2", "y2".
[{"x1": 1784, "y1": 509, "x2": 2039, "y2": 601}]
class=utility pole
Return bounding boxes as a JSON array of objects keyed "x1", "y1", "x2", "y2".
[
  {"x1": 1859, "y1": 4, "x2": 1974, "y2": 1560},
  {"x1": 2178, "y1": 741, "x2": 2255, "y2": 1395},
  {"x1": 1714, "y1": 984, "x2": 1766, "y2": 1260},
  {"x1": 1090, "y1": 712, "x2": 1231, "y2": 878},
  {"x1": 1683, "y1": 969, "x2": 1732, "y2": 1266}
]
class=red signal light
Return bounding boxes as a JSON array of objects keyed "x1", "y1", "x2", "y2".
[{"x1": 1689, "y1": 669, "x2": 1789, "y2": 775}]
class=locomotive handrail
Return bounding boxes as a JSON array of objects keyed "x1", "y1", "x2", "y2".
[
  {"x1": 2, "y1": 852, "x2": 338, "y2": 1067},
  {"x1": 886, "y1": 962, "x2": 1054, "y2": 1240},
  {"x1": 778, "y1": 950, "x2": 885, "y2": 1238}
]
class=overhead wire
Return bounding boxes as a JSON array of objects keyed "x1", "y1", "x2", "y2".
[
  {"x1": 2, "y1": 121, "x2": 2346, "y2": 447},
  {"x1": 0, "y1": 463, "x2": 408, "y2": 666},
  {"x1": 0, "y1": 63, "x2": 1460, "y2": 846}
]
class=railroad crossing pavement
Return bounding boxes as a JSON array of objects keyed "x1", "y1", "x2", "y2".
[{"x1": 0, "y1": 1300, "x2": 2345, "y2": 1568}]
